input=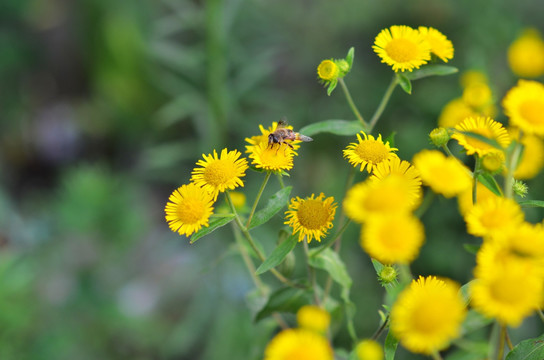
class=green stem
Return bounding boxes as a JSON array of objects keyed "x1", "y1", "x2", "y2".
[
  {"x1": 398, "y1": 263, "x2": 413, "y2": 285},
  {"x1": 225, "y1": 191, "x2": 298, "y2": 288},
  {"x1": 441, "y1": 143, "x2": 455, "y2": 158},
  {"x1": 368, "y1": 76, "x2": 398, "y2": 133},
  {"x1": 505, "y1": 328, "x2": 514, "y2": 350},
  {"x1": 498, "y1": 324, "x2": 506, "y2": 360},
  {"x1": 413, "y1": 190, "x2": 436, "y2": 218},
  {"x1": 472, "y1": 155, "x2": 481, "y2": 205},
  {"x1": 303, "y1": 241, "x2": 321, "y2": 306},
  {"x1": 339, "y1": 78, "x2": 367, "y2": 129},
  {"x1": 538, "y1": 309, "x2": 544, "y2": 323},
  {"x1": 246, "y1": 171, "x2": 271, "y2": 228},
  {"x1": 371, "y1": 316, "x2": 389, "y2": 340},
  {"x1": 232, "y1": 225, "x2": 266, "y2": 293},
  {"x1": 276, "y1": 172, "x2": 286, "y2": 189},
  {"x1": 431, "y1": 351, "x2": 444, "y2": 360},
  {"x1": 312, "y1": 219, "x2": 352, "y2": 258},
  {"x1": 505, "y1": 141, "x2": 522, "y2": 199}
]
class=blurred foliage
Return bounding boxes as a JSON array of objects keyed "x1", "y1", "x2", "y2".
[{"x1": 0, "y1": 0, "x2": 543, "y2": 359}]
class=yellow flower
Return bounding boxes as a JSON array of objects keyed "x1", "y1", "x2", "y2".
[
  {"x1": 418, "y1": 26, "x2": 454, "y2": 62},
  {"x1": 317, "y1": 60, "x2": 339, "y2": 81},
  {"x1": 355, "y1": 339, "x2": 384, "y2": 360},
  {"x1": 228, "y1": 191, "x2": 246, "y2": 211},
  {"x1": 191, "y1": 148, "x2": 248, "y2": 201},
  {"x1": 507, "y1": 28, "x2": 544, "y2": 78},
  {"x1": 412, "y1": 150, "x2": 472, "y2": 198},
  {"x1": 513, "y1": 132, "x2": 544, "y2": 179},
  {"x1": 343, "y1": 132, "x2": 398, "y2": 173},
  {"x1": 373, "y1": 25, "x2": 431, "y2": 72},
  {"x1": 360, "y1": 213, "x2": 425, "y2": 264},
  {"x1": 370, "y1": 157, "x2": 423, "y2": 202},
  {"x1": 438, "y1": 98, "x2": 480, "y2": 128},
  {"x1": 460, "y1": 70, "x2": 488, "y2": 88},
  {"x1": 245, "y1": 122, "x2": 300, "y2": 172},
  {"x1": 391, "y1": 276, "x2": 466, "y2": 355},
  {"x1": 481, "y1": 150, "x2": 505, "y2": 173},
  {"x1": 285, "y1": 193, "x2": 337, "y2": 243},
  {"x1": 343, "y1": 175, "x2": 421, "y2": 223},
  {"x1": 464, "y1": 197, "x2": 524, "y2": 237},
  {"x1": 457, "y1": 181, "x2": 499, "y2": 216},
  {"x1": 264, "y1": 328, "x2": 333, "y2": 360},
  {"x1": 471, "y1": 247, "x2": 544, "y2": 327},
  {"x1": 502, "y1": 80, "x2": 544, "y2": 136},
  {"x1": 452, "y1": 117, "x2": 510, "y2": 157},
  {"x1": 164, "y1": 183, "x2": 215, "y2": 237},
  {"x1": 462, "y1": 82, "x2": 493, "y2": 109},
  {"x1": 486, "y1": 222, "x2": 544, "y2": 265},
  {"x1": 297, "y1": 305, "x2": 330, "y2": 333}
]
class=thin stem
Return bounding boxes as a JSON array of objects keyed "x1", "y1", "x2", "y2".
[
  {"x1": 313, "y1": 219, "x2": 352, "y2": 258},
  {"x1": 368, "y1": 76, "x2": 398, "y2": 133},
  {"x1": 233, "y1": 225, "x2": 266, "y2": 293},
  {"x1": 505, "y1": 328, "x2": 514, "y2": 350},
  {"x1": 276, "y1": 172, "x2": 286, "y2": 189},
  {"x1": 339, "y1": 78, "x2": 367, "y2": 129},
  {"x1": 505, "y1": 141, "x2": 522, "y2": 199},
  {"x1": 441, "y1": 143, "x2": 455, "y2": 158},
  {"x1": 303, "y1": 241, "x2": 321, "y2": 306},
  {"x1": 413, "y1": 190, "x2": 436, "y2": 218},
  {"x1": 398, "y1": 263, "x2": 413, "y2": 285},
  {"x1": 538, "y1": 309, "x2": 544, "y2": 323},
  {"x1": 431, "y1": 352, "x2": 444, "y2": 360},
  {"x1": 246, "y1": 171, "x2": 271, "y2": 228},
  {"x1": 472, "y1": 155, "x2": 481, "y2": 205},
  {"x1": 498, "y1": 324, "x2": 506, "y2": 360},
  {"x1": 371, "y1": 316, "x2": 389, "y2": 340},
  {"x1": 334, "y1": 167, "x2": 357, "y2": 253}
]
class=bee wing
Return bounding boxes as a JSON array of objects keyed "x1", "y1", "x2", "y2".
[{"x1": 297, "y1": 134, "x2": 313, "y2": 142}]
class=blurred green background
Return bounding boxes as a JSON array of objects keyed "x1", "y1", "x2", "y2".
[{"x1": 1, "y1": 0, "x2": 543, "y2": 359}]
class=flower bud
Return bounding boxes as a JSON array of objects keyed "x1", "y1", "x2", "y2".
[{"x1": 429, "y1": 127, "x2": 450, "y2": 147}]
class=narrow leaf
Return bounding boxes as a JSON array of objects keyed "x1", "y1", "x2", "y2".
[
  {"x1": 519, "y1": 200, "x2": 544, "y2": 208},
  {"x1": 477, "y1": 173, "x2": 503, "y2": 197},
  {"x1": 384, "y1": 330, "x2": 399, "y2": 360},
  {"x1": 190, "y1": 214, "x2": 235, "y2": 243},
  {"x1": 299, "y1": 120, "x2": 364, "y2": 137},
  {"x1": 463, "y1": 243, "x2": 480, "y2": 255},
  {"x1": 327, "y1": 79, "x2": 338, "y2": 96},
  {"x1": 405, "y1": 65, "x2": 458, "y2": 80},
  {"x1": 371, "y1": 258, "x2": 385, "y2": 275},
  {"x1": 346, "y1": 47, "x2": 355, "y2": 69},
  {"x1": 255, "y1": 234, "x2": 298, "y2": 275},
  {"x1": 397, "y1": 73, "x2": 412, "y2": 94},
  {"x1": 308, "y1": 248, "x2": 352, "y2": 290},
  {"x1": 255, "y1": 286, "x2": 312, "y2": 321},
  {"x1": 249, "y1": 186, "x2": 292, "y2": 229},
  {"x1": 506, "y1": 333, "x2": 544, "y2": 360},
  {"x1": 461, "y1": 309, "x2": 493, "y2": 335}
]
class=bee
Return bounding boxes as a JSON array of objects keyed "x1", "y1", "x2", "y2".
[{"x1": 268, "y1": 119, "x2": 313, "y2": 151}]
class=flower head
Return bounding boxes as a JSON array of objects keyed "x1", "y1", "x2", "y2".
[
  {"x1": 246, "y1": 122, "x2": 300, "y2": 172},
  {"x1": 344, "y1": 175, "x2": 421, "y2": 223},
  {"x1": 512, "y1": 131, "x2": 544, "y2": 179},
  {"x1": 343, "y1": 132, "x2": 398, "y2": 173},
  {"x1": 462, "y1": 82, "x2": 493, "y2": 109},
  {"x1": 264, "y1": 328, "x2": 333, "y2": 360},
  {"x1": 508, "y1": 28, "x2": 544, "y2": 78},
  {"x1": 418, "y1": 26, "x2": 454, "y2": 62},
  {"x1": 317, "y1": 60, "x2": 339, "y2": 82},
  {"x1": 297, "y1": 305, "x2": 330, "y2": 333},
  {"x1": 360, "y1": 213, "x2": 425, "y2": 264},
  {"x1": 438, "y1": 98, "x2": 481, "y2": 128},
  {"x1": 452, "y1": 117, "x2": 510, "y2": 156},
  {"x1": 370, "y1": 157, "x2": 423, "y2": 202},
  {"x1": 373, "y1": 25, "x2": 431, "y2": 72},
  {"x1": 464, "y1": 197, "x2": 524, "y2": 237},
  {"x1": 502, "y1": 80, "x2": 544, "y2": 135},
  {"x1": 285, "y1": 193, "x2": 337, "y2": 243},
  {"x1": 191, "y1": 148, "x2": 248, "y2": 201},
  {"x1": 391, "y1": 276, "x2": 466, "y2": 354},
  {"x1": 165, "y1": 183, "x2": 215, "y2": 237},
  {"x1": 355, "y1": 339, "x2": 384, "y2": 360},
  {"x1": 481, "y1": 150, "x2": 505, "y2": 173},
  {"x1": 412, "y1": 150, "x2": 472, "y2": 198}
]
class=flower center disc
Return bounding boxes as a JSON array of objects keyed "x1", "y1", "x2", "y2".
[
  {"x1": 203, "y1": 160, "x2": 235, "y2": 186},
  {"x1": 386, "y1": 39, "x2": 418, "y2": 62},
  {"x1": 177, "y1": 198, "x2": 205, "y2": 224},
  {"x1": 355, "y1": 140, "x2": 390, "y2": 163},
  {"x1": 297, "y1": 200, "x2": 330, "y2": 230}
]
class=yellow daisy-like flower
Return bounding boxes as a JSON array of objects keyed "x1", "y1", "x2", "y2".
[
  {"x1": 418, "y1": 26, "x2": 454, "y2": 62},
  {"x1": 343, "y1": 132, "x2": 398, "y2": 173},
  {"x1": 370, "y1": 157, "x2": 423, "y2": 201},
  {"x1": 503, "y1": 80, "x2": 544, "y2": 135},
  {"x1": 264, "y1": 328, "x2": 333, "y2": 360},
  {"x1": 317, "y1": 60, "x2": 339, "y2": 82},
  {"x1": 471, "y1": 248, "x2": 544, "y2": 327},
  {"x1": 452, "y1": 117, "x2": 510, "y2": 157},
  {"x1": 481, "y1": 150, "x2": 505, "y2": 173},
  {"x1": 284, "y1": 193, "x2": 337, "y2": 243},
  {"x1": 460, "y1": 70, "x2": 488, "y2": 88},
  {"x1": 462, "y1": 82, "x2": 493, "y2": 109},
  {"x1": 512, "y1": 131, "x2": 544, "y2": 180},
  {"x1": 191, "y1": 148, "x2": 248, "y2": 201},
  {"x1": 457, "y1": 180, "x2": 499, "y2": 216},
  {"x1": 412, "y1": 150, "x2": 472, "y2": 198},
  {"x1": 373, "y1": 25, "x2": 431, "y2": 72},
  {"x1": 360, "y1": 213, "x2": 425, "y2": 264},
  {"x1": 391, "y1": 276, "x2": 466, "y2": 355},
  {"x1": 164, "y1": 183, "x2": 215, "y2": 237},
  {"x1": 438, "y1": 98, "x2": 480, "y2": 128},
  {"x1": 343, "y1": 175, "x2": 421, "y2": 223},
  {"x1": 464, "y1": 197, "x2": 524, "y2": 237},
  {"x1": 507, "y1": 28, "x2": 544, "y2": 78},
  {"x1": 246, "y1": 122, "x2": 300, "y2": 172},
  {"x1": 486, "y1": 222, "x2": 544, "y2": 266},
  {"x1": 355, "y1": 339, "x2": 384, "y2": 360},
  {"x1": 297, "y1": 305, "x2": 330, "y2": 333}
]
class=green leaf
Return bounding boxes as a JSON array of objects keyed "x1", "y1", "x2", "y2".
[
  {"x1": 190, "y1": 214, "x2": 235, "y2": 243},
  {"x1": 384, "y1": 330, "x2": 399, "y2": 360},
  {"x1": 308, "y1": 248, "x2": 352, "y2": 291},
  {"x1": 396, "y1": 73, "x2": 412, "y2": 94},
  {"x1": 477, "y1": 173, "x2": 503, "y2": 197},
  {"x1": 345, "y1": 47, "x2": 355, "y2": 69},
  {"x1": 405, "y1": 65, "x2": 458, "y2": 80},
  {"x1": 519, "y1": 200, "x2": 544, "y2": 208},
  {"x1": 327, "y1": 79, "x2": 338, "y2": 96},
  {"x1": 299, "y1": 120, "x2": 364, "y2": 137},
  {"x1": 460, "y1": 309, "x2": 493, "y2": 335},
  {"x1": 463, "y1": 243, "x2": 480, "y2": 255},
  {"x1": 255, "y1": 286, "x2": 312, "y2": 321},
  {"x1": 506, "y1": 333, "x2": 544, "y2": 360},
  {"x1": 371, "y1": 258, "x2": 385, "y2": 275},
  {"x1": 249, "y1": 186, "x2": 292, "y2": 229},
  {"x1": 255, "y1": 234, "x2": 298, "y2": 275},
  {"x1": 384, "y1": 131, "x2": 397, "y2": 147}
]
